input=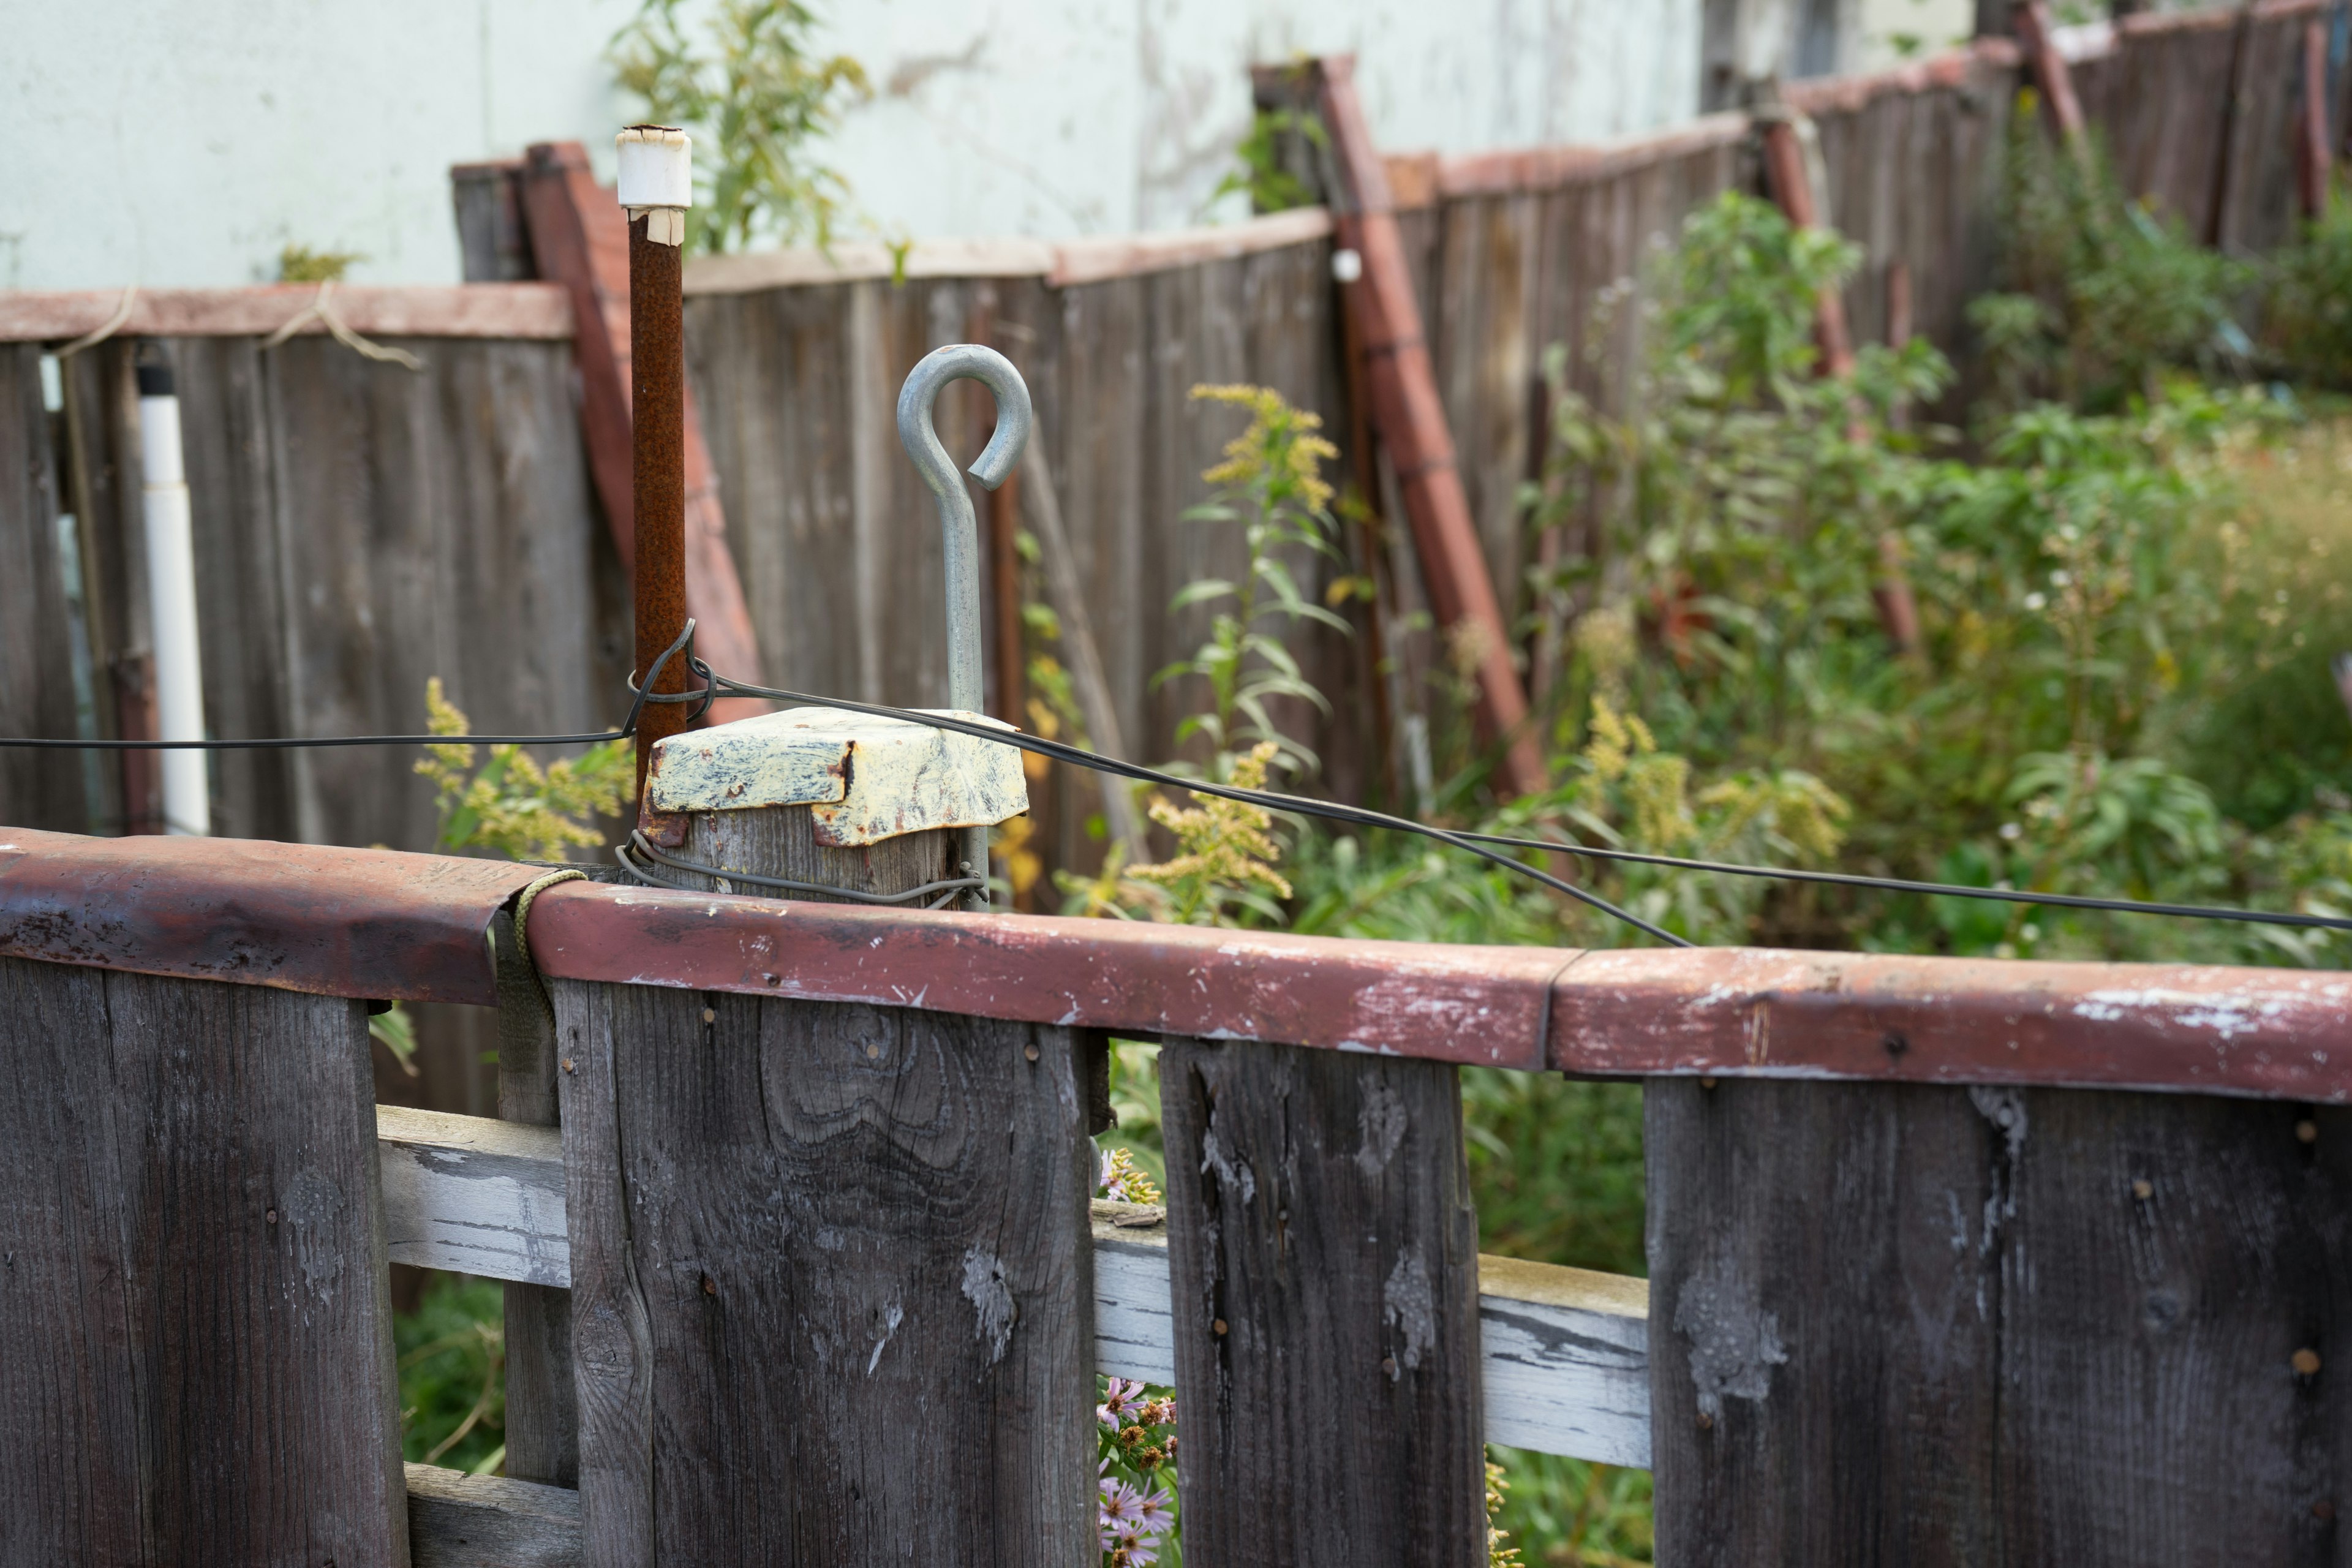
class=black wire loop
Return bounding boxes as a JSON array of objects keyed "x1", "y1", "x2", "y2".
[{"x1": 617, "y1": 828, "x2": 979, "y2": 909}]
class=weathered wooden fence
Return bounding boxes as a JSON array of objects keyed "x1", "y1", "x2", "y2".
[
  {"x1": 1, "y1": 826, "x2": 2346, "y2": 1562},
  {"x1": 0, "y1": 7, "x2": 2339, "y2": 865}
]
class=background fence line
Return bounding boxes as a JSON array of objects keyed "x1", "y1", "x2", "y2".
[{"x1": 0, "y1": 6, "x2": 2338, "y2": 897}]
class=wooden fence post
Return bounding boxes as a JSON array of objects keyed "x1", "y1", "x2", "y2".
[
  {"x1": 551, "y1": 976, "x2": 1098, "y2": 1562},
  {"x1": 1158, "y1": 1036, "x2": 1487, "y2": 1566},
  {"x1": 0, "y1": 956, "x2": 407, "y2": 1564}
]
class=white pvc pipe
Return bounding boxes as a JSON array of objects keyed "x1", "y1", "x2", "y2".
[{"x1": 136, "y1": 359, "x2": 209, "y2": 835}]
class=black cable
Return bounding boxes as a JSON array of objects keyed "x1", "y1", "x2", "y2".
[
  {"x1": 1446, "y1": 829, "x2": 2352, "y2": 935},
  {"x1": 0, "y1": 729, "x2": 632, "y2": 750},
  {"x1": 617, "y1": 827, "x2": 982, "y2": 908},
  {"x1": 3, "y1": 616, "x2": 2334, "y2": 941},
  {"x1": 694, "y1": 666, "x2": 2348, "y2": 943},
  {"x1": 0, "y1": 622, "x2": 704, "y2": 754},
  {"x1": 693, "y1": 670, "x2": 1693, "y2": 947}
]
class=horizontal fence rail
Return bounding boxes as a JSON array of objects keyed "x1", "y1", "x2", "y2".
[{"x1": 376, "y1": 1106, "x2": 1654, "y2": 1467}]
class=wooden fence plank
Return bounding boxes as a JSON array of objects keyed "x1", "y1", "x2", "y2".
[
  {"x1": 261, "y1": 334, "x2": 606, "y2": 853},
  {"x1": 496, "y1": 903, "x2": 581, "y2": 1486},
  {"x1": 1647, "y1": 1077, "x2": 2352, "y2": 1564},
  {"x1": 1994, "y1": 1088, "x2": 2351, "y2": 1562},
  {"x1": 552, "y1": 978, "x2": 654, "y2": 1568},
  {"x1": 0, "y1": 955, "x2": 405, "y2": 1566},
  {"x1": 407, "y1": 1462, "x2": 582, "y2": 1568},
  {"x1": 0, "y1": 345, "x2": 86, "y2": 833},
  {"x1": 379, "y1": 1103, "x2": 570, "y2": 1286},
  {"x1": 1159, "y1": 1036, "x2": 1486, "y2": 1567},
  {"x1": 553, "y1": 981, "x2": 1096, "y2": 1564}
]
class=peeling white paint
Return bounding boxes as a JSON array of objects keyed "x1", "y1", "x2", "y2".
[{"x1": 649, "y1": 706, "x2": 1028, "y2": 844}]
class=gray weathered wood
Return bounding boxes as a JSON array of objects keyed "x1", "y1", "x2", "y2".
[
  {"x1": 497, "y1": 903, "x2": 580, "y2": 1487},
  {"x1": 1159, "y1": 1036, "x2": 1487, "y2": 1567},
  {"x1": 407, "y1": 1461, "x2": 581, "y2": 1568},
  {"x1": 674, "y1": 801, "x2": 957, "y2": 903},
  {"x1": 552, "y1": 978, "x2": 655, "y2": 1568},
  {"x1": 0, "y1": 954, "x2": 406, "y2": 1566},
  {"x1": 0, "y1": 345, "x2": 86, "y2": 833},
  {"x1": 553, "y1": 978, "x2": 1096, "y2": 1564},
  {"x1": 1646, "y1": 1076, "x2": 2352, "y2": 1566},
  {"x1": 380, "y1": 1103, "x2": 570, "y2": 1284}
]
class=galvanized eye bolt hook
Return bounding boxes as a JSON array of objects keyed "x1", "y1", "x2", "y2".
[{"x1": 896, "y1": 345, "x2": 1033, "y2": 905}]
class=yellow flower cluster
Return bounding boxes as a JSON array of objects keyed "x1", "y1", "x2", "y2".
[
  {"x1": 415, "y1": 678, "x2": 631, "y2": 862},
  {"x1": 1128, "y1": 741, "x2": 1293, "y2": 919},
  {"x1": 1190, "y1": 382, "x2": 1338, "y2": 513}
]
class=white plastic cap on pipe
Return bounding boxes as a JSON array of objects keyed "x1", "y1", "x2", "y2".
[{"x1": 616, "y1": 126, "x2": 692, "y2": 246}]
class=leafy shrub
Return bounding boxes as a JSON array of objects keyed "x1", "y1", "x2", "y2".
[
  {"x1": 1973, "y1": 111, "x2": 2252, "y2": 415},
  {"x1": 611, "y1": 0, "x2": 868, "y2": 253}
]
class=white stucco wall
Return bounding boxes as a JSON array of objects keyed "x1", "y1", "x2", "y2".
[{"x1": 2, "y1": 0, "x2": 1700, "y2": 290}]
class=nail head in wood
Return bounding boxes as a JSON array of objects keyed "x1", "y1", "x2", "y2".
[
  {"x1": 1025, "y1": 1042, "x2": 1041, "y2": 1062},
  {"x1": 2131, "y1": 1178, "x2": 2152, "y2": 1200},
  {"x1": 2298, "y1": 1119, "x2": 2319, "y2": 1144},
  {"x1": 2293, "y1": 1348, "x2": 2322, "y2": 1376}
]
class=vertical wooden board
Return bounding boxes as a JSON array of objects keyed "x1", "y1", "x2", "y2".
[
  {"x1": 1994, "y1": 1090, "x2": 2352, "y2": 1564},
  {"x1": 1139, "y1": 254, "x2": 1251, "y2": 772},
  {"x1": 0, "y1": 344, "x2": 86, "y2": 832},
  {"x1": 1158, "y1": 1036, "x2": 1486, "y2": 1568},
  {"x1": 164, "y1": 336, "x2": 299, "y2": 841},
  {"x1": 687, "y1": 283, "x2": 864, "y2": 703},
  {"x1": 2214, "y1": 14, "x2": 2310, "y2": 255},
  {"x1": 266, "y1": 336, "x2": 602, "y2": 851},
  {"x1": 1434, "y1": 194, "x2": 1540, "y2": 631},
  {"x1": 0, "y1": 956, "x2": 404, "y2": 1566},
  {"x1": 1645, "y1": 1078, "x2": 2000, "y2": 1568},
  {"x1": 554, "y1": 979, "x2": 1095, "y2": 1564},
  {"x1": 496, "y1": 907, "x2": 579, "y2": 1487},
  {"x1": 1054, "y1": 277, "x2": 1149, "y2": 766},
  {"x1": 2106, "y1": 23, "x2": 2241, "y2": 235},
  {"x1": 1240, "y1": 238, "x2": 1370, "y2": 802}
]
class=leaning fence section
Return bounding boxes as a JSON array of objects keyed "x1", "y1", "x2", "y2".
[
  {"x1": 1, "y1": 826, "x2": 2347, "y2": 1564},
  {"x1": 1, "y1": 9, "x2": 2339, "y2": 884}
]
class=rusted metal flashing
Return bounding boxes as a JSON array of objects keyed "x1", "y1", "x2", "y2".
[
  {"x1": 1550, "y1": 948, "x2": 2352, "y2": 1102},
  {"x1": 0, "y1": 829, "x2": 541, "y2": 1005},
  {"x1": 526, "y1": 880, "x2": 1567, "y2": 1069},
  {"x1": 4, "y1": 829, "x2": 2347, "y2": 1098}
]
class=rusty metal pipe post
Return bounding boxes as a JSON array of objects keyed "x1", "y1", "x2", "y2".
[
  {"x1": 619, "y1": 126, "x2": 694, "y2": 799},
  {"x1": 895, "y1": 345, "x2": 1032, "y2": 904}
]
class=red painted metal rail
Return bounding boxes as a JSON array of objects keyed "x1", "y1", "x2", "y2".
[{"x1": 1, "y1": 829, "x2": 2346, "y2": 1100}]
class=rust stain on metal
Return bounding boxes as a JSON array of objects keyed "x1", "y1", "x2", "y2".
[
  {"x1": 527, "y1": 880, "x2": 1564, "y2": 1069},
  {"x1": 0, "y1": 829, "x2": 542, "y2": 1005},
  {"x1": 630, "y1": 211, "x2": 692, "y2": 798},
  {"x1": 1550, "y1": 948, "x2": 2352, "y2": 1102}
]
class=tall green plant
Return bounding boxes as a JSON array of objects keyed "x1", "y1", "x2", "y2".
[
  {"x1": 610, "y1": 0, "x2": 869, "y2": 254},
  {"x1": 1155, "y1": 383, "x2": 1348, "y2": 780}
]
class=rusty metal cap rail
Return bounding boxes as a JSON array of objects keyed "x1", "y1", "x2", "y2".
[
  {"x1": 0, "y1": 829, "x2": 546, "y2": 1005},
  {"x1": 3, "y1": 829, "x2": 2348, "y2": 1099}
]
